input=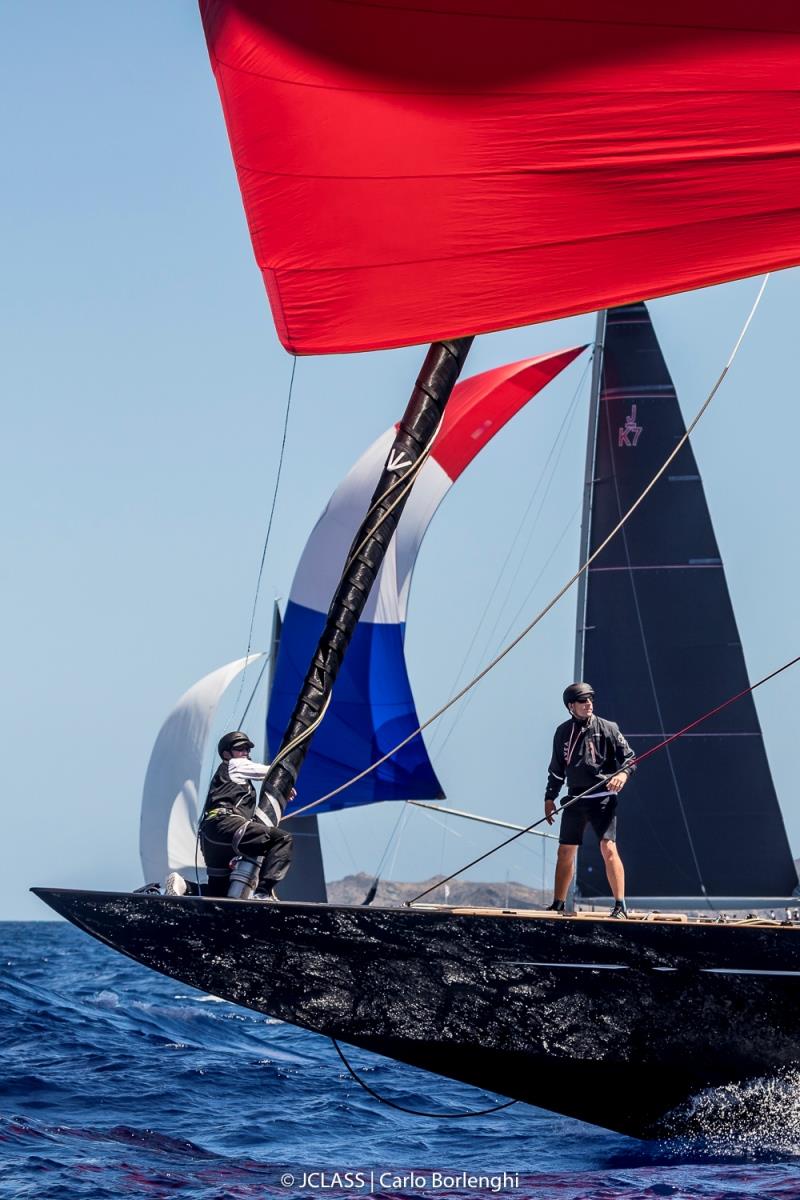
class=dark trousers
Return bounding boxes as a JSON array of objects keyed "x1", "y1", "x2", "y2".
[{"x1": 200, "y1": 811, "x2": 293, "y2": 898}]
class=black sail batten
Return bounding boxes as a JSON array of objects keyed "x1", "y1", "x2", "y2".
[
  {"x1": 575, "y1": 303, "x2": 797, "y2": 902},
  {"x1": 259, "y1": 338, "x2": 473, "y2": 817}
]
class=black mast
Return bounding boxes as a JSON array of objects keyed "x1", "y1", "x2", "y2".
[
  {"x1": 229, "y1": 337, "x2": 473, "y2": 897},
  {"x1": 574, "y1": 312, "x2": 605, "y2": 680}
]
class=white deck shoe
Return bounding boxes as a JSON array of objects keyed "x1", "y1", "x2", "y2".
[{"x1": 163, "y1": 872, "x2": 188, "y2": 897}]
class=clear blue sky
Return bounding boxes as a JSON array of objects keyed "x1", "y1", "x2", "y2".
[{"x1": 4, "y1": 3, "x2": 798, "y2": 919}]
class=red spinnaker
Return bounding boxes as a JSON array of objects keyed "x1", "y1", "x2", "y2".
[{"x1": 200, "y1": 1, "x2": 800, "y2": 355}]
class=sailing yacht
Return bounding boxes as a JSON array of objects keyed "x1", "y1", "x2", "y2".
[{"x1": 34, "y1": 1, "x2": 800, "y2": 1138}]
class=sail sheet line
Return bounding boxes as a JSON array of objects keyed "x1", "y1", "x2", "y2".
[{"x1": 289, "y1": 278, "x2": 770, "y2": 818}]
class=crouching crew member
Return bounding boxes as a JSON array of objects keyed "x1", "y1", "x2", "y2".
[
  {"x1": 543, "y1": 683, "x2": 635, "y2": 919},
  {"x1": 200, "y1": 730, "x2": 293, "y2": 900}
]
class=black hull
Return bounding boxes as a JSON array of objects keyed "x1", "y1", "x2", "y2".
[{"x1": 32, "y1": 888, "x2": 800, "y2": 1138}]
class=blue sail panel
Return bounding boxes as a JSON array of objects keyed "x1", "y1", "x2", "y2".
[{"x1": 270, "y1": 602, "x2": 442, "y2": 813}]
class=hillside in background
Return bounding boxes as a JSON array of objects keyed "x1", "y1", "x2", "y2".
[{"x1": 327, "y1": 873, "x2": 550, "y2": 909}]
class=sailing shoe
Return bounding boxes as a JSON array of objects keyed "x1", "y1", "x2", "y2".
[
  {"x1": 163, "y1": 872, "x2": 188, "y2": 897},
  {"x1": 609, "y1": 901, "x2": 628, "y2": 919},
  {"x1": 546, "y1": 900, "x2": 566, "y2": 913},
  {"x1": 253, "y1": 888, "x2": 279, "y2": 903}
]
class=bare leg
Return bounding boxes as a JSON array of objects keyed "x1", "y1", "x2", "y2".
[
  {"x1": 600, "y1": 838, "x2": 625, "y2": 900},
  {"x1": 553, "y1": 844, "x2": 578, "y2": 901}
]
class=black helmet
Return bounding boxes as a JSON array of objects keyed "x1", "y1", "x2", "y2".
[
  {"x1": 562, "y1": 682, "x2": 594, "y2": 708},
  {"x1": 217, "y1": 730, "x2": 255, "y2": 757}
]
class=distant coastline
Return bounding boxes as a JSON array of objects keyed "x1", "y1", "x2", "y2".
[
  {"x1": 327, "y1": 869, "x2": 800, "y2": 916},
  {"x1": 327, "y1": 873, "x2": 549, "y2": 909}
]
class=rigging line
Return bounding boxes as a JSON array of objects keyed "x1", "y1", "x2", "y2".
[
  {"x1": 386, "y1": 802, "x2": 412, "y2": 882},
  {"x1": 236, "y1": 653, "x2": 271, "y2": 729},
  {"x1": 362, "y1": 801, "x2": 410, "y2": 902},
  {"x1": 601, "y1": 379, "x2": 710, "y2": 907},
  {"x1": 271, "y1": 692, "x2": 332, "y2": 769},
  {"x1": 430, "y1": 352, "x2": 593, "y2": 754},
  {"x1": 331, "y1": 1039, "x2": 517, "y2": 1118},
  {"x1": 288, "y1": 276, "x2": 770, "y2": 820},
  {"x1": 497, "y1": 498, "x2": 584, "y2": 649},
  {"x1": 408, "y1": 645, "x2": 800, "y2": 905},
  {"x1": 268, "y1": 410, "x2": 443, "y2": 768},
  {"x1": 472, "y1": 357, "x2": 592, "y2": 660},
  {"x1": 436, "y1": 802, "x2": 449, "y2": 897},
  {"x1": 632, "y1": 653, "x2": 800, "y2": 769},
  {"x1": 351, "y1": 409, "x2": 445, "y2": 535},
  {"x1": 233, "y1": 355, "x2": 297, "y2": 715},
  {"x1": 414, "y1": 806, "x2": 464, "y2": 838},
  {"x1": 342, "y1": 410, "x2": 446, "y2": 578},
  {"x1": 433, "y1": 497, "x2": 583, "y2": 763}
]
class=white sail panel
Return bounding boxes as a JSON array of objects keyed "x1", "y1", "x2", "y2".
[{"x1": 139, "y1": 654, "x2": 265, "y2": 882}]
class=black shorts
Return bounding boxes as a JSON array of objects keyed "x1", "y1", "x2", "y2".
[{"x1": 559, "y1": 795, "x2": 617, "y2": 846}]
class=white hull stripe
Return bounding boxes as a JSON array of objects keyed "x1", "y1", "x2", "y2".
[{"x1": 500, "y1": 963, "x2": 800, "y2": 976}]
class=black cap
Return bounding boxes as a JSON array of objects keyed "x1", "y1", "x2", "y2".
[
  {"x1": 562, "y1": 682, "x2": 594, "y2": 708},
  {"x1": 217, "y1": 730, "x2": 255, "y2": 757}
]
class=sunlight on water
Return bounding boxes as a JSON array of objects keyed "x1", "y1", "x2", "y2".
[
  {"x1": 658, "y1": 1071, "x2": 800, "y2": 1159},
  {"x1": 6, "y1": 924, "x2": 800, "y2": 1199}
]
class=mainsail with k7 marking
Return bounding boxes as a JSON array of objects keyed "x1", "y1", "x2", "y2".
[{"x1": 575, "y1": 303, "x2": 798, "y2": 904}]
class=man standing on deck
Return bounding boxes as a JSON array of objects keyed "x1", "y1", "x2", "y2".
[
  {"x1": 543, "y1": 683, "x2": 635, "y2": 918},
  {"x1": 196, "y1": 731, "x2": 293, "y2": 900}
]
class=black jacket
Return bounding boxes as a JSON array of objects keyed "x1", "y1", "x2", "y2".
[
  {"x1": 544, "y1": 714, "x2": 635, "y2": 803},
  {"x1": 201, "y1": 761, "x2": 257, "y2": 822}
]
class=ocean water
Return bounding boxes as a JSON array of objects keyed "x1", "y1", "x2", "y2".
[{"x1": 3, "y1": 922, "x2": 800, "y2": 1200}]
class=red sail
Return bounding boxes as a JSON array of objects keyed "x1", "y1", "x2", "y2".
[{"x1": 200, "y1": 1, "x2": 800, "y2": 355}]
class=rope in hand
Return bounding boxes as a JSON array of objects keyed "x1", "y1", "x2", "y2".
[
  {"x1": 407, "y1": 649, "x2": 800, "y2": 905},
  {"x1": 288, "y1": 277, "x2": 770, "y2": 819}
]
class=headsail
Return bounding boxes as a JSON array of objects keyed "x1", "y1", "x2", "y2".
[
  {"x1": 268, "y1": 350, "x2": 585, "y2": 814},
  {"x1": 200, "y1": 2, "x2": 800, "y2": 354},
  {"x1": 575, "y1": 304, "x2": 798, "y2": 902},
  {"x1": 140, "y1": 653, "x2": 265, "y2": 882}
]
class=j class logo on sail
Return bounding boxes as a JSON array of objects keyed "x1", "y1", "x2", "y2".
[
  {"x1": 619, "y1": 404, "x2": 643, "y2": 447},
  {"x1": 387, "y1": 448, "x2": 413, "y2": 472}
]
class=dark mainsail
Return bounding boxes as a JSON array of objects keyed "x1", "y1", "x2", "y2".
[{"x1": 576, "y1": 304, "x2": 797, "y2": 903}]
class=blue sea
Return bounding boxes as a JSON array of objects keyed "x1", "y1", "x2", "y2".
[{"x1": 3, "y1": 922, "x2": 800, "y2": 1200}]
